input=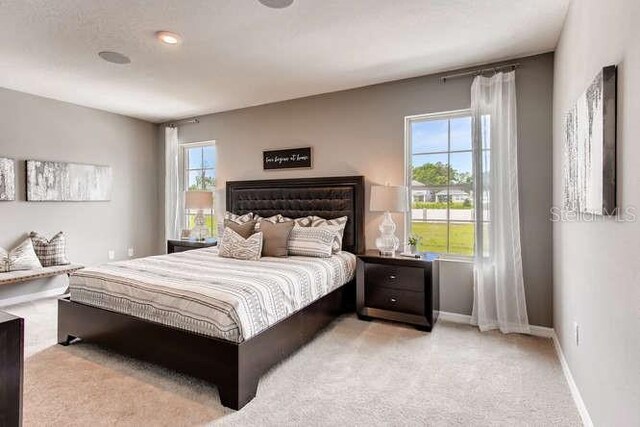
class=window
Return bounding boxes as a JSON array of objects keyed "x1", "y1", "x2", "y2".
[
  {"x1": 181, "y1": 142, "x2": 217, "y2": 236},
  {"x1": 405, "y1": 110, "x2": 475, "y2": 256}
]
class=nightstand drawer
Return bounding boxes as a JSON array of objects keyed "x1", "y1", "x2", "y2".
[
  {"x1": 365, "y1": 263, "x2": 424, "y2": 292},
  {"x1": 365, "y1": 287, "x2": 425, "y2": 315}
]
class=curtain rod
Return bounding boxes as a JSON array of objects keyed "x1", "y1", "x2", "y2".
[
  {"x1": 167, "y1": 118, "x2": 200, "y2": 128},
  {"x1": 440, "y1": 63, "x2": 520, "y2": 83}
]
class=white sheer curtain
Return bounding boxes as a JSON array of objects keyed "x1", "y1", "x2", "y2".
[
  {"x1": 470, "y1": 71, "x2": 530, "y2": 334},
  {"x1": 164, "y1": 126, "x2": 182, "y2": 245}
]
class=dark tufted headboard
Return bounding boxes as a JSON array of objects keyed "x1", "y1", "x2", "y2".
[{"x1": 226, "y1": 176, "x2": 365, "y2": 254}]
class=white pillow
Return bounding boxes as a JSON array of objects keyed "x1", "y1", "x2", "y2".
[
  {"x1": 287, "y1": 226, "x2": 334, "y2": 258},
  {"x1": 308, "y1": 216, "x2": 348, "y2": 253},
  {"x1": 218, "y1": 228, "x2": 263, "y2": 261},
  {"x1": 0, "y1": 239, "x2": 43, "y2": 272}
]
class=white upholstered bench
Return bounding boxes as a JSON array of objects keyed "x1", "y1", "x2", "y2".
[{"x1": 0, "y1": 264, "x2": 83, "y2": 286}]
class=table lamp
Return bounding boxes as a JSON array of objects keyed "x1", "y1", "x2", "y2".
[
  {"x1": 370, "y1": 184, "x2": 408, "y2": 256},
  {"x1": 185, "y1": 190, "x2": 213, "y2": 241}
]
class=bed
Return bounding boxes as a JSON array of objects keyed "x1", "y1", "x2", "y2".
[
  {"x1": 57, "y1": 175, "x2": 365, "y2": 409},
  {"x1": 69, "y1": 248, "x2": 357, "y2": 343}
]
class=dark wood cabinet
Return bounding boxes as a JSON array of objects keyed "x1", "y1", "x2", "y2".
[
  {"x1": 0, "y1": 311, "x2": 24, "y2": 427},
  {"x1": 167, "y1": 239, "x2": 217, "y2": 254},
  {"x1": 356, "y1": 251, "x2": 439, "y2": 331}
]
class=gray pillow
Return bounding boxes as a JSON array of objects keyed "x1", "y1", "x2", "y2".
[
  {"x1": 29, "y1": 231, "x2": 70, "y2": 267},
  {"x1": 224, "y1": 219, "x2": 257, "y2": 239},
  {"x1": 259, "y1": 220, "x2": 294, "y2": 257},
  {"x1": 0, "y1": 239, "x2": 43, "y2": 272},
  {"x1": 218, "y1": 228, "x2": 263, "y2": 261},
  {"x1": 218, "y1": 212, "x2": 254, "y2": 237}
]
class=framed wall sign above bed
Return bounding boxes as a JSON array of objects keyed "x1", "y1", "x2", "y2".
[{"x1": 263, "y1": 147, "x2": 312, "y2": 170}]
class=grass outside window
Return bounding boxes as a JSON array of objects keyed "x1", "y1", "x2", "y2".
[{"x1": 411, "y1": 221, "x2": 474, "y2": 256}]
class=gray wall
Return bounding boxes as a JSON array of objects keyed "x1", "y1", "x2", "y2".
[
  {"x1": 174, "y1": 53, "x2": 555, "y2": 327},
  {"x1": 553, "y1": 0, "x2": 640, "y2": 424},
  {"x1": 0, "y1": 87, "x2": 160, "y2": 300}
]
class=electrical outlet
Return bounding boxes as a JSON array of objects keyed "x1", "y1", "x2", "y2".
[
  {"x1": 574, "y1": 321, "x2": 580, "y2": 346},
  {"x1": 127, "y1": 248, "x2": 134, "y2": 257},
  {"x1": 108, "y1": 250, "x2": 115, "y2": 260}
]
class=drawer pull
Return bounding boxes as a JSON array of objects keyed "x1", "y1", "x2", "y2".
[
  {"x1": 389, "y1": 275, "x2": 397, "y2": 280},
  {"x1": 390, "y1": 297, "x2": 397, "y2": 303}
]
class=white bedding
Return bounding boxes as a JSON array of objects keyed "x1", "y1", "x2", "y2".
[{"x1": 69, "y1": 247, "x2": 356, "y2": 343}]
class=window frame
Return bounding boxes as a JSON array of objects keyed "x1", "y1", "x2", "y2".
[
  {"x1": 404, "y1": 109, "x2": 475, "y2": 259},
  {"x1": 179, "y1": 140, "x2": 217, "y2": 234}
]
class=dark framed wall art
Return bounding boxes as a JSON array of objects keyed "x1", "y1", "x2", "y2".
[{"x1": 263, "y1": 147, "x2": 312, "y2": 170}]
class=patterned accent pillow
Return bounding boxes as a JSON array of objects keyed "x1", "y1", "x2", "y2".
[
  {"x1": 287, "y1": 226, "x2": 334, "y2": 258},
  {"x1": 29, "y1": 231, "x2": 70, "y2": 267},
  {"x1": 308, "y1": 216, "x2": 348, "y2": 253},
  {"x1": 253, "y1": 214, "x2": 282, "y2": 231},
  {"x1": 218, "y1": 228, "x2": 263, "y2": 261},
  {"x1": 218, "y1": 212, "x2": 254, "y2": 237},
  {"x1": 280, "y1": 215, "x2": 314, "y2": 227},
  {"x1": 0, "y1": 239, "x2": 43, "y2": 272}
]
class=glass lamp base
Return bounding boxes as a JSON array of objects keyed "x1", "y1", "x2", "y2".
[
  {"x1": 375, "y1": 211, "x2": 399, "y2": 256},
  {"x1": 190, "y1": 210, "x2": 210, "y2": 241}
]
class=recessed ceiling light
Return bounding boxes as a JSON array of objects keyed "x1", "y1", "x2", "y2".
[
  {"x1": 98, "y1": 51, "x2": 131, "y2": 64},
  {"x1": 156, "y1": 31, "x2": 182, "y2": 45},
  {"x1": 258, "y1": 0, "x2": 294, "y2": 9}
]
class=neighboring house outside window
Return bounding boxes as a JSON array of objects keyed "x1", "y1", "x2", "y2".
[
  {"x1": 181, "y1": 141, "x2": 217, "y2": 237},
  {"x1": 405, "y1": 110, "x2": 475, "y2": 256},
  {"x1": 436, "y1": 189, "x2": 471, "y2": 203}
]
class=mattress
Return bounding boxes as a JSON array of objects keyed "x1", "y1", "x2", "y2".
[{"x1": 68, "y1": 247, "x2": 356, "y2": 343}]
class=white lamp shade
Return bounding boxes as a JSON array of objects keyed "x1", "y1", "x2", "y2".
[
  {"x1": 370, "y1": 185, "x2": 408, "y2": 213},
  {"x1": 185, "y1": 190, "x2": 213, "y2": 210}
]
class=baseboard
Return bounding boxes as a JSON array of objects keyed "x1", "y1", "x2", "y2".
[
  {"x1": 552, "y1": 332, "x2": 593, "y2": 427},
  {"x1": 0, "y1": 287, "x2": 67, "y2": 308},
  {"x1": 438, "y1": 311, "x2": 554, "y2": 338},
  {"x1": 529, "y1": 324, "x2": 555, "y2": 338},
  {"x1": 438, "y1": 311, "x2": 473, "y2": 325}
]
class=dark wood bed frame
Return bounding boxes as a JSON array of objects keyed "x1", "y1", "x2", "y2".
[{"x1": 58, "y1": 175, "x2": 365, "y2": 410}]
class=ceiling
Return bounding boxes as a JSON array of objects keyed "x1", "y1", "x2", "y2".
[{"x1": 0, "y1": 0, "x2": 570, "y2": 123}]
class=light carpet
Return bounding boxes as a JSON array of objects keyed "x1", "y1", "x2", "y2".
[{"x1": 9, "y1": 297, "x2": 582, "y2": 426}]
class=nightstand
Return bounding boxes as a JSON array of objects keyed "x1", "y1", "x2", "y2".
[
  {"x1": 0, "y1": 311, "x2": 23, "y2": 426},
  {"x1": 356, "y1": 250, "x2": 439, "y2": 331},
  {"x1": 167, "y1": 239, "x2": 217, "y2": 254}
]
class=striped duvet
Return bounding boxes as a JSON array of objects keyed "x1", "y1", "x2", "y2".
[{"x1": 69, "y1": 247, "x2": 356, "y2": 343}]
